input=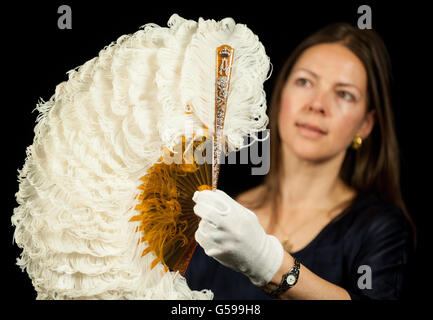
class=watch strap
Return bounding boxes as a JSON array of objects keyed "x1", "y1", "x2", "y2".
[{"x1": 269, "y1": 257, "x2": 301, "y2": 299}]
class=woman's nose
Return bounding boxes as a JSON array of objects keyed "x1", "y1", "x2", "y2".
[
  {"x1": 307, "y1": 90, "x2": 330, "y2": 116},
  {"x1": 307, "y1": 104, "x2": 326, "y2": 115}
]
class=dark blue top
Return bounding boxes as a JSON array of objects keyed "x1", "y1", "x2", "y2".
[{"x1": 184, "y1": 193, "x2": 414, "y2": 300}]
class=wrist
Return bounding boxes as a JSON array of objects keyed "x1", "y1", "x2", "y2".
[
  {"x1": 262, "y1": 250, "x2": 295, "y2": 295},
  {"x1": 247, "y1": 234, "x2": 284, "y2": 287},
  {"x1": 270, "y1": 250, "x2": 295, "y2": 285},
  {"x1": 261, "y1": 250, "x2": 296, "y2": 294}
]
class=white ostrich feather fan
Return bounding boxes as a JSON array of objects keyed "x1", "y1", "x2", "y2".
[{"x1": 12, "y1": 14, "x2": 270, "y2": 299}]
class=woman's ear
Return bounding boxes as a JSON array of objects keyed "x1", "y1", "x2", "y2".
[{"x1": 359, "y1": 109, "x2": 376, "y2": 139}]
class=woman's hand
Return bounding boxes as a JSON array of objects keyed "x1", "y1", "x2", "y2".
[{"x1": 192, "y1": 189, "x2": 284, "y2": 287}]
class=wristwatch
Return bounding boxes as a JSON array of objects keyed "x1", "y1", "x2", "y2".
[{"x1": 269, "y1": 258, "x2": 301, "y2": 299}]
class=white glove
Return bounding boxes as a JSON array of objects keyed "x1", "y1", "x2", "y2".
[{"x1": 192, "y1": 189, "x2": 284, "y2": 287}]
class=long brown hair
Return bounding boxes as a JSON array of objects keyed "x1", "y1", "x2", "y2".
[{"x1": 245, "y1": 22, "x2": 417, "y2": 247}]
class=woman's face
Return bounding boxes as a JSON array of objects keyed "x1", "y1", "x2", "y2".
[{"x1": 279, "y1": 43, "x2": 374, "y2": 162}]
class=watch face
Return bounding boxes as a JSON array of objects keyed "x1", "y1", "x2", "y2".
[{"x1": 286, "y1": 274, "x2": 296, "y2": 285}]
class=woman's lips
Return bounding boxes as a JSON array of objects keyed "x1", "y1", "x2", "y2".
[{"x1": 296, "y1": 122, "x2": 328, "y2": 138}]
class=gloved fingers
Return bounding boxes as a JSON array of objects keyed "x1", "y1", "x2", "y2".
[
  {"x1": 243, "y1": 207, "x2": 259, "y2": 218},
  {"x1": 198, "y1": 219, "x2": 229, "y2": 243},
  {"x1": 214, "y1": 189, "x2": 259, "y2": 219},
  {"x1": 195, "y1": 232, "x2": 222, "y2": 258},
  {"x1": 193, "y1": 190, "x2": 230, "y2": 215},
  {"x1": 194, "y1": 226, "x2": 206, "y2": 247},
  {"x1": 214, "y1": 189, "x2": 232, "y2": 200},
  {"x1": 195, "y1": 222, "x2": 217, "y2": 250},
  {"x1": 197, "y1": 218, "x2": 218, "y2": 234},
  {"x1": 193, "y1": 202, "x2": 224, "y2": 227}
]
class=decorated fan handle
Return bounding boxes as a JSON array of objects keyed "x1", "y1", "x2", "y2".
[{"x1": 212, "y1": 45, "x2": 234, "y2": 191}]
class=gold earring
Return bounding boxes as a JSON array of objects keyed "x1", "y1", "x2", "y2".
[{"x1": 352, "y1": 134, "x2": 363, "y2": 150}]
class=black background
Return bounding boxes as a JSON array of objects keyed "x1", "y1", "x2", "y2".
[{"x1": 4, "y1": 0, "x2": 430, "y2": 311}]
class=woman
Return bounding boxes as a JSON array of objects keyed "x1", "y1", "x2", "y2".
[{"x1": 184, "y1": 22, "x2": 416, "y2": 300}]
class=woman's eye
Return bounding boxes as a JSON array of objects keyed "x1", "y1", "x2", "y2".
[
  {"x1": 338, "y1": 90, "x2": 355, "y2": 102},
  {"x1": 295, "y1": 78, "x2": 311, "y2": 87}
]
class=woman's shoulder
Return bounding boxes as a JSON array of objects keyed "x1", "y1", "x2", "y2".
[
  {"x1": 344, "y1": 193, "x2": 414, "y2": 248},
  {"x1": 350, "y1": 194, "x2": 408, "y2": 227},
  {"x1": 341, "y1": 194, "x2": 415, "y2": 300}
]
